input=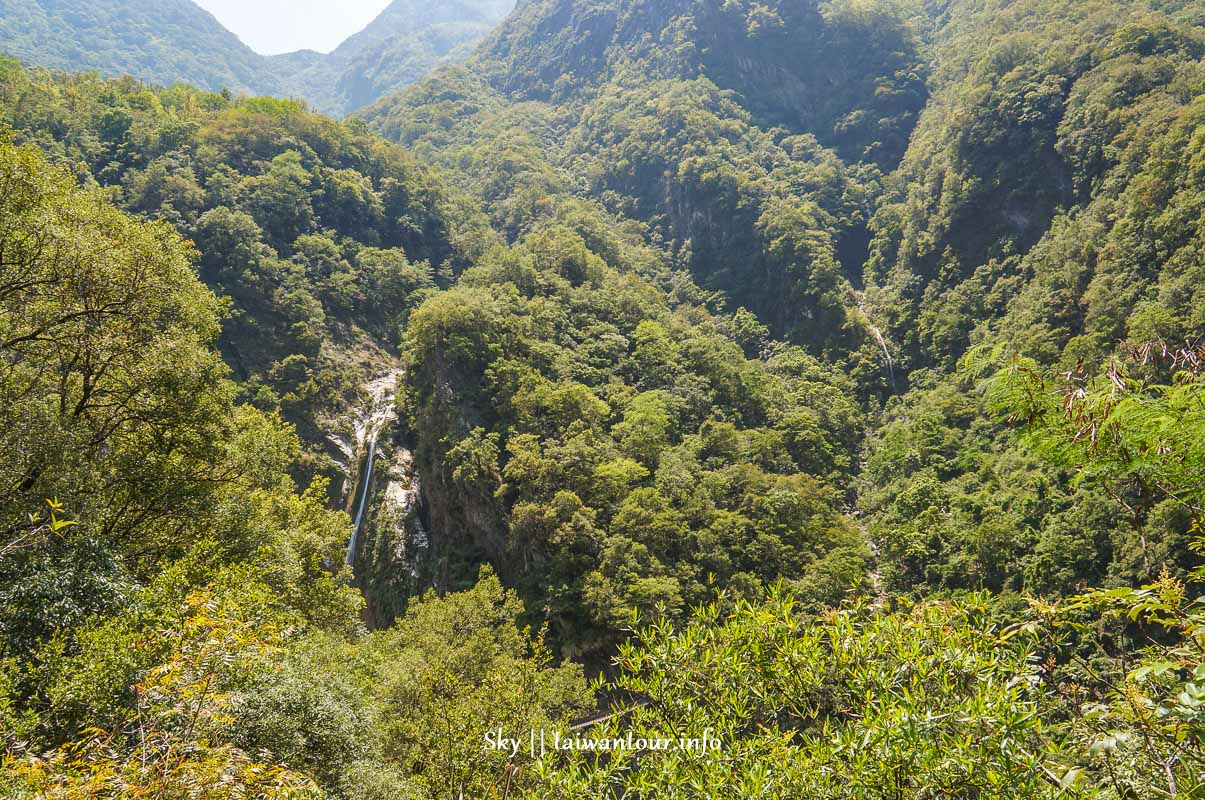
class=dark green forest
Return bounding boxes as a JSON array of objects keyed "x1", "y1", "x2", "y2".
[{"x1": 0, "y1": 0, "x2": 1203, "y2": 797}]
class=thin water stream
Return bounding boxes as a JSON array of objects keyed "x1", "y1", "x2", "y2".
[{"x1": 344, "y1": 371, "x2": 401, "y2": 566}]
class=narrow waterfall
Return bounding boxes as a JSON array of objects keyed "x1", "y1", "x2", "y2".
[
  {"x1": 346, "y1": 436, "x2": 379, "y2": 566},
  {"x1": 854, "y1": 292, "x2": 898, "y2": 393},
  {"x1": 869, "y1": 323, "x2": 897, "y2": 393},
  {"x1": 344, "y1": 371, "x2": 401, "y2": 567}
]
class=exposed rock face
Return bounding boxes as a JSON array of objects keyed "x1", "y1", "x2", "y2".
[
  {"x1": 345, "y1": 372, "x2": 401, "y2": 566},
  {"x1": 330, "y1": 368, "x2": 451, "y2": 630},
  {"x1": 355, "y1": 444, "x2": 435, "y2": 629}
]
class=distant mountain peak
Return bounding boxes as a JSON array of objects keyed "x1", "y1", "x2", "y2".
[
  {"x1": 0, "y1": 0, "x2": 277, "y2": 95},
  {"x1": 0, "y1": 0, "x2": 518, "y2": 116}
]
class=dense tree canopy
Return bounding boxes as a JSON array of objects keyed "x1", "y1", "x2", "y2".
[
  {"x1": 0, "y1": 0, "x2": 1203, "y2": 795},
  {"x1": 0, "y1": 59, "x2": 487, "y2": 499},
  {"x1": 403, "y1": 215, "x2": 867, "y2": 658}
]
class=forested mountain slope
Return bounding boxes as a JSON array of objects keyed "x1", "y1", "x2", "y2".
[
  {"x1": 857, "y1": 0, "x2": 1205, "y2": 601},
  {"x1": 364, "y1": 0, "x2": 930, "y2": 383},
  {"x1": 0, "y1": 135, "x2": 586, "y2": 800},
  {"x1": 0, "y1": 0, "x2": 1204, "y2": 797},
  {"x1": 362, "y1": 0, "x2": 1205, "y2": 609},
  {"x1": 0, "y1": 0, "x2": 277, "y2": 95},
  {"x1": 0, "y1": 58, "x2": 486, "y2": 525},
  {"x1": 0, "y1": 0, "x2": 515, "y2": 116},
  {"x1": 865, "y1": 0, "x2": 1205, "y2": 374},
  {"x1": 272, "y1": 0, "x2": 515, "y2": 117}
]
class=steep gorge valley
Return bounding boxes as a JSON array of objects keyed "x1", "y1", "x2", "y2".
[{"x1": 0, "y1": 0, "x2": 1203, "y2": 797}]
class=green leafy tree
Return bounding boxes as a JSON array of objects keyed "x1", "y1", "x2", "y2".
[{"x1": 537, "y1": 592, "x2": 1070, "y2": 799}]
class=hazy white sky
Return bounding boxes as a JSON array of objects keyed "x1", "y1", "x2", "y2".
[{"x1": 194, "y1": 0, "x2": 394, "y2": 55}]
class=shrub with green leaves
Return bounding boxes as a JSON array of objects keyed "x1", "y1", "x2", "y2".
[{"x1": 535, "y1": 592, "x2": 1069, "y2": 799}]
